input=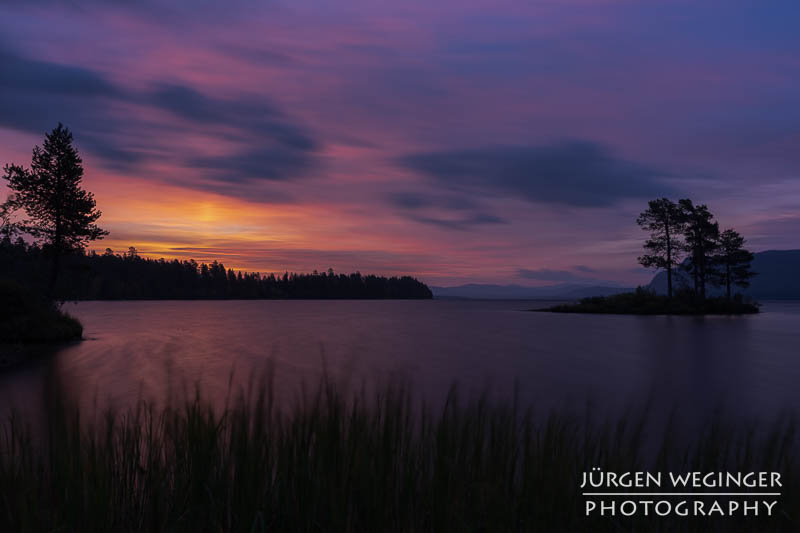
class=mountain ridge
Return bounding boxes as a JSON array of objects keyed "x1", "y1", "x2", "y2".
[
  {"x1": 647, "y1": 249, "x2": 800, "y2": 299},
  {"x1": 433, "y1": 250, "x2": 800, "y2": 300},
  {"x1": 431, "y1": 283, "x2": 631, "y2": 300}
]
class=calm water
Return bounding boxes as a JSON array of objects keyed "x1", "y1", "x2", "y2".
[{"x1": 2, "y1": 300, "x2": 800, "y2": 424}]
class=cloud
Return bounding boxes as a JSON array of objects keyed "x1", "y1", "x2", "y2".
[
  {"x1": 220, "y1": 45, "x2": 297, "y2": 68},
  {"x1": 0, "y1": 1, "x2": 257, "y2": 24},
  {"x1": 518, "y1": 268, "x2": 594, "y2": 282},
  {"x1": 410, "y1": 213, "x2": 508, "y2": 231},
  {"x1": 400, "y1": 141, "x2": 675, "y2": 207},
  {"x1": 190, "y1": 148, "x2": 314, "y2": 184},
  {"x1": 136, "y1": 244, "x2": 438, "y2": 274},
  {"x1": 387, "y1": 193, "x2": 430, "y2": 210},
  {"x1": 146, "y1": 84, "x2": 316, "y2": 151},
  {"x1": 518, "y1": 266, "x2": 635, "y2": 286},
  {"x1": 0, "y1": 47, "x2": 119, "y2": 97},
  {"x1": 743, "y1": 215, "x2": 800, "y2": 250},
  {"x1": 386, "y1": 192, "x2": 476, "y2": 211},
  {"x1": 0, "y1": 45, "x2": 135, "y2": 166},
  {"x1": 0, "y1": 44, "x2": 318, "y2": 189},
  {"x1": 385, "y1": 192, "x2": 506, "y2": 230}
]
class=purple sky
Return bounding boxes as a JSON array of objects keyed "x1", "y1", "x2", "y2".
[{"x1": 1, "y1": 0, "x2": 798, "y2": 286}]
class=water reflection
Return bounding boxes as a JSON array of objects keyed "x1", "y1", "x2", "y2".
[{"x1": 1, "y1": 300, "x2": 798, "y2": 431}]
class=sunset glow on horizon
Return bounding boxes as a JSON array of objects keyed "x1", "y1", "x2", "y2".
[{"x1": 2, "y1": 0, "x2": 799, "y2": 286}]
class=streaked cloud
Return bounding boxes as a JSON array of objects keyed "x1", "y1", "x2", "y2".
[
  {"x1": 401, "y1": 141, "x2": 674, "y2": 208},
  {"x1": 518, "y1": 268, "x2": 594, "y2": 283},
  {"x1": 0, "y1": 43, "x2": 319, "y2": 188}
]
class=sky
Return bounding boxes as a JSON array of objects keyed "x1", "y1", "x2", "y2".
[{"x1": 1, "y1": 0, "x2": 798, "y2": 287}]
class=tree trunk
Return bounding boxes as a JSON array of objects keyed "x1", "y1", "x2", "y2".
[
  {"x1": 48, "y1": 214, "x2": 62, "y2": 299},
  {"x1": 698, "y1": 252, "x2": 706, "y2": 299},
  {"x1": 667, "y1": 266, "x2": 672, "y2": 299},
  {"x1": 726, "y1": 264, "x2": 731, "y2": 302},
  {"x1": 700, "y1": 272, "x2": 706, "y2": 299},
  {"x1": 666, "y1": 226, "x2": 672, "y2": 299},
  {"x1": 47, "y1": 248, "x2": 60, "y2": 299}
]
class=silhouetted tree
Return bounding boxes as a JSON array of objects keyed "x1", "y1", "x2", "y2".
[
  {"x1": 637, "y1": 198, "x2": 686, "y2": 299},
  {"x1": 2, "y1": 124, "x2": 108, "y2": 297},
  {"x1": 713, "y1": 229, "x2": 755, "y2": 301},
  {"x1": 679, "y1": 199, "x2": 719, "y2": 298}
]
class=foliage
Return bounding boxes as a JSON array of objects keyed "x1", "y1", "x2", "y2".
[
  {"x1": 0, "y1": 280, "x2": 82, "y2": 343},
  {"x1": 543, "y1": 287, "x2": 759, "y2": 315},
  {"x1": 0, "y1": 240, "x2": 433, "y2": 300}
]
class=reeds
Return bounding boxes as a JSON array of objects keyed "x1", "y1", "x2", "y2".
[{"x1": 0, "y1": 372, "x2": 797, "y2": 531}]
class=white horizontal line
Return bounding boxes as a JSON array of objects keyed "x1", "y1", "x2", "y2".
[{"x1": 582, "y1": 493, "x2": 781, "y2": 497}]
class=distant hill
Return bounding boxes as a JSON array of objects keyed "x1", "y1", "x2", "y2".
[
  {"x1": 431, "y1": 283, "x2": 632, "y2": 300},
  {"x1": 647, "y1": 249, "x2": 800, "y2": 300}
]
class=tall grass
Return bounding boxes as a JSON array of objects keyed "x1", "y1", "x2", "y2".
[{"x1": 0, "y1": 371, "x2": 798, "y2": 531}]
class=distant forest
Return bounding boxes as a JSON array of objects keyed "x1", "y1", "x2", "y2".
[{"x1": 0, "y1": 240, "x2": 433, "y2": 300}]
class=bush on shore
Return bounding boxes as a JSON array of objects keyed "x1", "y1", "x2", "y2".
[
  {"x1": 0, "y1": 280, "x2": 82, "y2": 343},
  {"x1": 542, "y1": 287, "x2": 760, "y2": 315}
]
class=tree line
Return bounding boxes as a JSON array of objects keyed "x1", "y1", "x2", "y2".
[
  {"x1": 1, "y1": 124, "x2": 431, "y2": 300},
  {"x1": 0, "y1": 240, "x2": 432, "y2": 300},
  {"x1": 637, "y1": 198, "x2": 755, "y2": 301}
]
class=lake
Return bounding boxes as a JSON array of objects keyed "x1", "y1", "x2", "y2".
[{"x1": 2, "y1": 300, "x2": 800, "y2": 426}]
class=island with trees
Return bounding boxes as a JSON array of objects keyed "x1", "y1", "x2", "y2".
[
  {"x1": 0, "y1": 125, "x2": 431, "y2": 347},
  {"x1": 542, "y1": 198, "x2": 759, "y2": 315}
]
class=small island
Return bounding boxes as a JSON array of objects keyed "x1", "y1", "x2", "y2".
[
  {"x1": 542, "y1": 287, "x2": 759, "y2": 315},
  {"x1": 540, "y1": 198, "x2": 759, "y2": 315}
]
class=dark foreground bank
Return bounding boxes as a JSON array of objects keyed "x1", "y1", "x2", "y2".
[
  {"x1": 0, "y1": 281, "x2": 82, "y2": 345},
  {"x1": 541, "y1": 287, "x2": 760, "y2": 315},
  {"x1": 1, "y1": 374, "x2": 797, "y2": 532}
]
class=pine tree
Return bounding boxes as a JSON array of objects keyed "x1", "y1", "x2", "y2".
[
  {"x1": 714, "y1": 229, "x2": 756, "y2": 301},
  {"x1": 679, "y1": 199, "x2": 719, "y2": 299},
  {"x1": 2, "y1": 124, "x2": 108, "y2": 296},
  {"x1": 637, "y1": 198, "x2": 686, "y2": 298}
]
